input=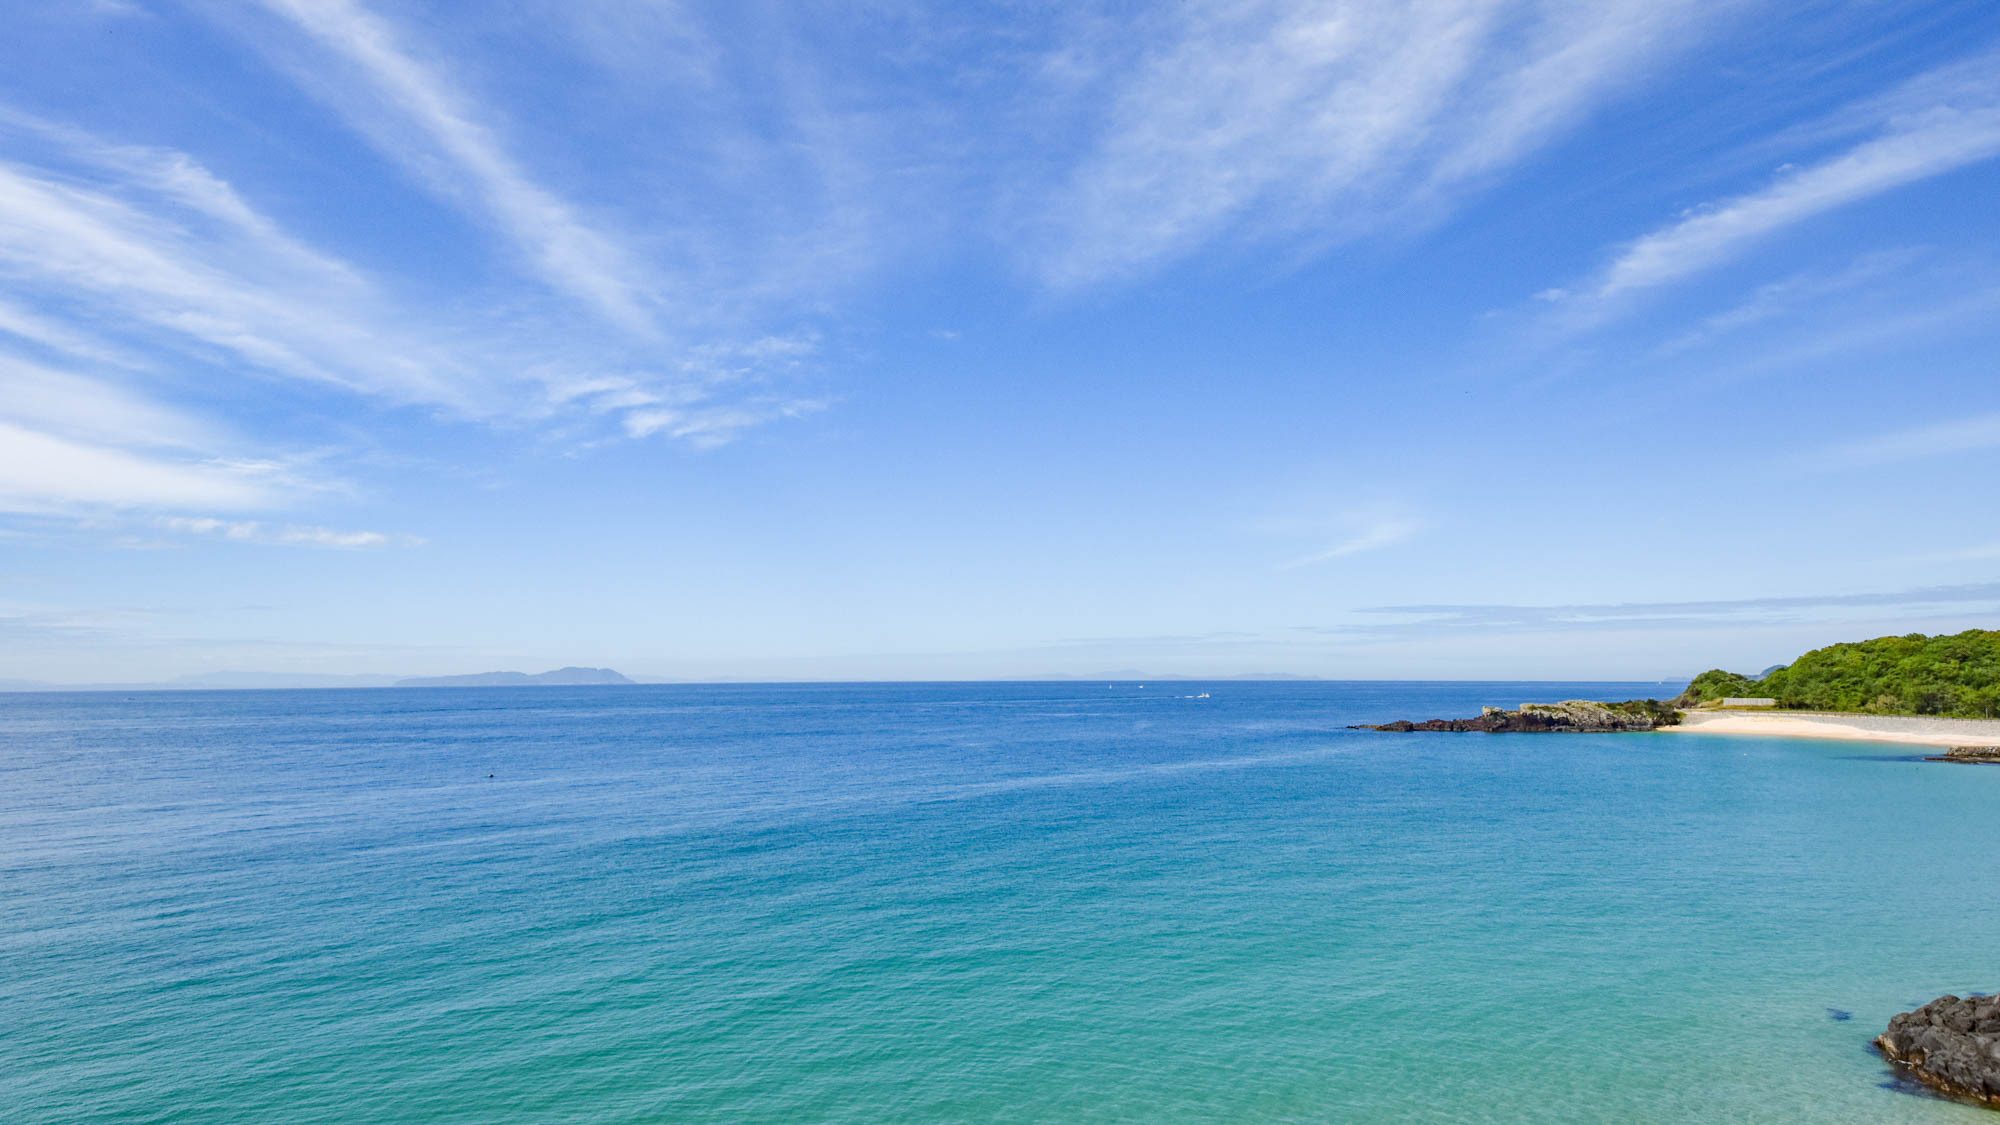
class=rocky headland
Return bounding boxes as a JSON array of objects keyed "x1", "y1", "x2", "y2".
[
  {"x1": 1933, "y1": 746, "x2": 2000, "y2": 764},
  {"x1": 1876, "y1": 994, "x2": 2000, "y2": 1108},
  {"x1": 1353, "y1": 699, "x2": 1682, "y2": 734}
]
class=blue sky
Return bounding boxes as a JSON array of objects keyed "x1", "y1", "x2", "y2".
[{"x1": 4, "y1": 0, "x2": 2000, "y2": 683}]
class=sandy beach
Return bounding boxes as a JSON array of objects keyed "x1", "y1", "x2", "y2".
[{"x1": 1666, "y1": 709, "x2": 2000, "y2": 749}]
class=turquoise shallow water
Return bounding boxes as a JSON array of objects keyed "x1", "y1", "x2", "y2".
[{"x1": 3, "y1": 681, "x2": 1996, "y2": 1123}]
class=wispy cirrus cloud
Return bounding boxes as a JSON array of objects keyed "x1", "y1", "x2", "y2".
[
  {"x1": 0, "y1": 120, "x2": 432, "y2": 518},
  {"x1": 1580, "y1": 48, "x2": 2000, "y2": 304},
  {"x1": 245, "y1": 0, "x2": 660, "y2": 333},
  {"x1": 0, "y1": 72, "x2": 828, "y2": 533},
  {"x1": 0, "y1": 604, "x2": 157, "y2": 642},
  {"x1": 0, "y1": 356, "x2": 217, "y2": 452},
  {"x1": 0, "y1": 4, "x2": 846, "y2": 467},
  {"x1": 0, "y1": 340, "x2": 289, "y2": 516},
  {"x1": 1024, "y1": 0, "x2": 1725, "y2": 286},
  {"x1": 1276, "y1": 518, "x2": 1424, "y2": 570},
  {"x1": 0, "y1": 119, "x2": 480, "y2": 408},
  {"x1": 1325, "y1": 583, "x2": 2000, "y2": 636},
  {"x1": 1812, "y1": 411, "x2": 2000, "y2": 470},
  {"x1": 620, "y1": 397, "x2": 828, "y2": 449},
  {"x1": 1653, "y1": 248, "x2": 1929, "y2": 355},
  {"x1": 157, "y1": 516, "x2": 412, "y2": 549},
  {"x1": 0, "y1": 293, "x2": 147, "y2": 367},
  {"x1": 1923, "y1": 542, "x2": 2000, "y2": 563},
  {"x1": 0, "y1": 421, "x2": 279, "y2": 512}
]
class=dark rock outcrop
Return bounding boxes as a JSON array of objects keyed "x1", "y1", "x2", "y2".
[
  {"x1": 1876, "y1": 994, "x2": 2000, "y2": 1107},
  {"x1": 1353, "y1": 699, "x2": 1682, "y2": 734},
  {"x1": 1930, "y1": 746, "x2": 2000, "y2": 765}
]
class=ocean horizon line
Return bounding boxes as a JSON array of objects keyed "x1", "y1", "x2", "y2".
[{"x1": 0, "y1": 675, "x2": 1691, "y2": 693}]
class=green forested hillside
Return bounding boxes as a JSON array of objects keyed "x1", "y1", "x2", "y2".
[{"x1": 1677, "y1": 629, "x2": 2000, "y2": 718}]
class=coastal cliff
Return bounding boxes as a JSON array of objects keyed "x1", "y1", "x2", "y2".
[
  {"x1": 1356, "y1": 699, "x2": 1682, "y2": 734},
  {"x1": 1877, "y1": 994, "x2": 2000, "y2": 1108}
]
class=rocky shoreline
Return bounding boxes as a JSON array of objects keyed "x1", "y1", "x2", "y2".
[
  {"x1": 1931, "y1": 746, "x2": 2000, "y2": 764},
  {"x1": 1352, "y1": 699, "x2": 1682, "y2": 734},
  {"x1": 1877, "y1": 994, "x2": 2000, "y2": 1108}
]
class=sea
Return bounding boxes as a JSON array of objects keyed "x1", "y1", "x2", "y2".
[{"x1": 4, "y1": 681, "x2": 1996, "y2": 1123}]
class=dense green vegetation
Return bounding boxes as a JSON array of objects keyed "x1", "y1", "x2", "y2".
[
  {"x1": 1677, "y1": 669, "x2": 1763, "y2": 704},
  {"x1": 1597, "y1": 699, "x2": 1684, "y2": 724},
  {"x1": 1676, "y1": 629, "x2": 2000, "y2": 718}
]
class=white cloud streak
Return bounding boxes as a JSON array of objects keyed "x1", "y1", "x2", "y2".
[
  {"x1": 0, "y1": 97, "x2": 823, "y2": 528},
  {"x1": 1335, "y1": 583, "x2": 2000, "y2": 636},
  {"x1": 1592, "y1": 50, "x2": 2000, "y2": 300},
  {"x1": 0, "y1": 145, "x2": 473, "y2": 407},
  {"x1": 1027, "y1": 0, "x2": 1719, "y2": 285},
  {"x1": 0, "y1": 294, "x2": 145, "y2": 367},
  {"x1": 0, "y1": 355, "x2": 216, "y2": 451},
  {"x1": 0, "y1": 421, "x2": 276, "y2": 512},
  {"x1": 1817, "y1": 411, "x2": 2000, "y2": 470},
  {"x1": 1277, "y1": 518, "x2": 1423, "y2": 570},
  {"x1": 0, "y1": 123, "x2": 463, "y2": 520},
  {"x1": 249, "y1": 0, "x2": 660, "y2": 333},
  {"x1": 1654, "y1": 248, "x2": 1926, "y2": 355},
  {"x1": 158, "y1": 516, "x2": 405, "y2": 548}
]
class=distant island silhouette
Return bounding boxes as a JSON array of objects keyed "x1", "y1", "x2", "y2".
[{"x1": 395, "y1": 667, "x2": 635, "y2": 688}]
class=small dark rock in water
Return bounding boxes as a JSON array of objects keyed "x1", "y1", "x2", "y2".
[
  {"x1": 1351, "y1": 699, "x2": 1682, "y2": 734},
  {"x1": 1876, "y1": 993, "x2": 2000, "y2": 1107},
  {"x1": 1828, "y1": 1008, "x2": 1853, "y2": 1022}
]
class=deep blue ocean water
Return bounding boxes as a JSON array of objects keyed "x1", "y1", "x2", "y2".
[{"x1": 4, "y1": 681, "x2": 1996, "y2": 1123}]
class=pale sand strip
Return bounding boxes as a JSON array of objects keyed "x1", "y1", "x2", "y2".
[{"x1": 1665, "y1": 710, "x2": 2000, "y2": 748}]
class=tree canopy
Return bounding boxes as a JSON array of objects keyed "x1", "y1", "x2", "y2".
[{"x1": 1677, "y1": 629, "x2": 2000, "y2": 718}]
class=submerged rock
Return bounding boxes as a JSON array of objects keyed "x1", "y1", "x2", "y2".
[
  {"x1": 1352, "y1": 699, "x2": 1682, "y2": 734},
  {"x1": 1876, "y1": 994, "x2": 2000, "y2": 1108}
]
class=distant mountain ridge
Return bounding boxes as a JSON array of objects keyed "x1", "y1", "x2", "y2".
[{"x1": 394, "y1": 666, "x2": 634, "y2": 688}]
